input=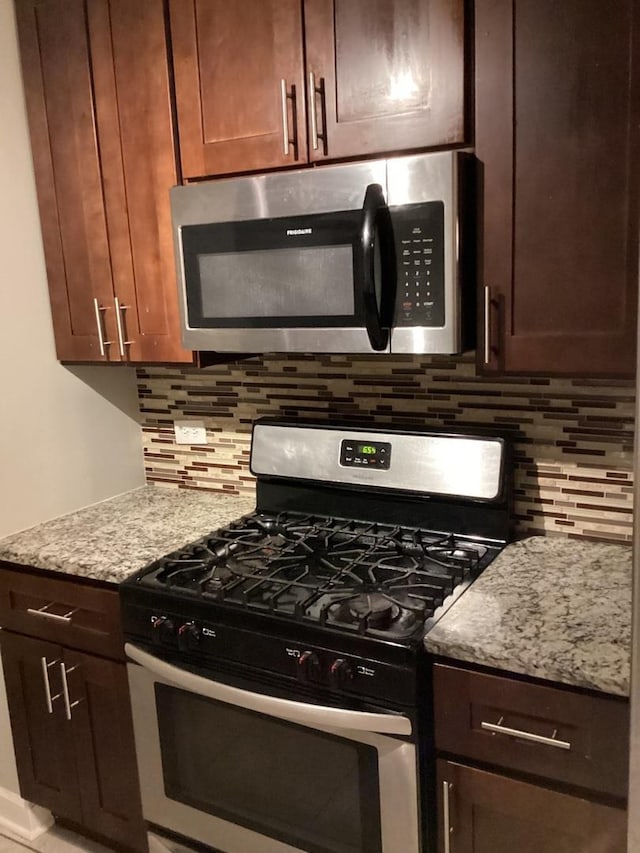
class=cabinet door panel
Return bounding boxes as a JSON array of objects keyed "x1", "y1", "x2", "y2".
[
  {"x1": 170, "y1": 0, "x2": 307, "y2": 178},
  {"x1": 0, "y1": 632, "x2": 81, "y2": 822},
  {"x1": 15, "y1": 0, "x2": 119, "y2": 362},
  {"x1": 437, "y1": 760, "x2": 627, "y2": 853},
  {"x1": 476, "y1": 0, "x2": 639, "y2": 376},
  {"x1": 304, "y1": 0, "x2": 465, "y2": 162},
  {"x1": 65, "y1": 651, "x2": 146, "y2": 851},
  {"x1": 106, "y1": 0, "x2": 192, "y2": 363}
]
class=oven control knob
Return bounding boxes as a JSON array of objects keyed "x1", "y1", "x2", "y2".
[
  {"x1": 151, "y1": 616, "x2": 175, "y2": 645},
  {"x1": 297, "y1": 650, "x2": 321, "y2": 682},
  {"x1": 177, "y1": 621, "x2": 201, "y2": 651},
  {"x1": 329, "y1": 658, "x2": 354, "y2": 689}
]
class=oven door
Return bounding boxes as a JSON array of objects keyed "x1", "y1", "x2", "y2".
[{"x1": 126, "y1": 644, "x2": 420, "y2": 853}]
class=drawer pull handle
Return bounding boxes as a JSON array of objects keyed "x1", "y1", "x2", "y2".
[
  {"x1": 40, "y1": 656, "x2": 62, "y2": 714},
  {"x1": 483, "y1": 285, "x2": 491, "y2": 365},
  {"x1": 60, "y1": 662, "x2": 82, "y2": 721},
  {"x1": 443, "y1": 780, "x2": 453, "y2": 853},
  {"x1": 28, "y1": 604, "x2": 78, "y2": 624},
  {"x1": 481, "y1": 718, "x2": 571, "y2": 750}
]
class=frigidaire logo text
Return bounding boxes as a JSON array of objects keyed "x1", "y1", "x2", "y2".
[{"x1": 286, "y1": 228, "x2": 313, "y2": 236}]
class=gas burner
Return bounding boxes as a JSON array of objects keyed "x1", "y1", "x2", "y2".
[{"x1": 348, "y1": 594, "x2": 399, "y2": 630}]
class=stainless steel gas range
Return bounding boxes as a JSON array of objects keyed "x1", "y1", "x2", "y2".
[{"x1": 119, "y1": 420, "x2": 511, "y2": 853}]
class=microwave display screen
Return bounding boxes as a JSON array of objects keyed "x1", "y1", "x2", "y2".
[{"x1": 198, "y1": 245, "x2": 354, "y2": 319}]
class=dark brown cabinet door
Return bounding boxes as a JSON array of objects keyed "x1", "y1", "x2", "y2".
[
  {"x1": 304, "y1": 0, "x2": 466, "y2": 162},
  {"x1": 98, "y1": 0, "x2": 192, "y2": 363},
  {"x1": 0, "y1": 632, "x2": 82, "y2": 822},
  {"x1": 1, "y1": 632, "x2": 146, "y2": 852},
  {"x1": 170, "y1": 0, "x2": 307, "y2": 178},
  {"x1": 16, "y1": 0, "x2": 192, "y2": 364},
  {"x1": 15, "y1": 0, "x2": 120, "y2": 362},
  {"x1": 65, "y1": 650, "x2": 147, "y2": 851},
  {"x1": 437, "y1": 760, "x2": 627, "y2": 853},
  {"x1": 476, "y1": 0, "x2": 640, "y2": 376}
]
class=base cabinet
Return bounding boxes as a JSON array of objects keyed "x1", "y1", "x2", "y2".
[
  {"x1": 433, "y1": 663, "x2": 629, "y2": 853},
  {"x1": 0, "y1": 568, "x2": 147, "y2": 853},
  {"x1": 437, "y1": 761, "x2": 627, "y2": 853}
]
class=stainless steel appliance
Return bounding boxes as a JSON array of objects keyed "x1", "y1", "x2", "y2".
[
  {"x1": 171, "y1": 152, "x2": 470, "y2": 354},
  {"x1": 120, "y1": 420, "x2": 510, "y2": 853}
]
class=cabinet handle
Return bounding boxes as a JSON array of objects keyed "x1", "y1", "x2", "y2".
[
  {"x1": 92, "y1": 298, "x2": 112, "y2": 357},
  {"x1": 481, "y1": 718, "x2": 571, "y2": 750},
  {"x1": 28, "y1": 604, "x2": 77, "y2": 624},
  {"x1": 280, "y1": 79, "x2": 291, "y2": 156},
  {"x1": 443, "y1": 780, "x2": 453, "y2": 853},
  {"x1": 483, "y1": 285, "x2": 491, "y2": 365},
  {"x1": 308, "y1": 71, "x2": 326, "y2": 153},
  {"x1": 40, "y1": 656, "x2": 62, "y2": 714},
  {"x1": 60, "y1": 662, "x2": 82, "y2": 721},
  {"x1": 114, "y1": 297, "x2": 133, "y2": 357}
]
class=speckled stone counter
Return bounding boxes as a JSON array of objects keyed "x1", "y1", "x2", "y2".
[
  {"x1": 424, "y1": 535, "x2": 632, "y2": 697},
  {"x1": 0, "y1": 486, "x2": 256, "y2": 585}
]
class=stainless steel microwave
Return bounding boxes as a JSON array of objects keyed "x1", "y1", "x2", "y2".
[{"x1": 170, "y1": 151, "x2": 471, "y2": 354}]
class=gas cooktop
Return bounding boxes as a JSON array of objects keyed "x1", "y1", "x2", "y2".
[{"x1": 135, "y1": 511, "x2": 501, "y2": 643}]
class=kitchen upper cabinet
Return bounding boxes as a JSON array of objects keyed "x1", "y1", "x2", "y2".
[
  {"x1": 170, "y1": 0, "x2": 466, "y2": 180},
  {"x1": 476, "y1": 0, "x2": 639, "y2": 376},
  {"x1": 304, "y1": 0, "x2": 465, "y2": 163},
  {"x1": 16, "y1": 0, "x2": 192, "y2": 363},
  {"x1": 437, "y1": 761, "x2": 627, "y2": 853},
  {"x1": 169, "y1": 0, "x2": 307, "y2": 177}
]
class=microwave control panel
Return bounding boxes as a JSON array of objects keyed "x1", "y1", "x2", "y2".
[{"x1": 391, "y1": 201, "x2": 445, "y2": 327}]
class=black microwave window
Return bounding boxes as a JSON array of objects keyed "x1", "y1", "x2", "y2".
[
  {"x1": 198, "y1": 245, "x2": 354, "y2": 319},
  {"x1": 181, "y1": 209, "x2": 369, "y2": 329}
]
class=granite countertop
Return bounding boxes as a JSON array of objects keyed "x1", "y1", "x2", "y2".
[
  {"x1": 424, "y1": 535, "x2": 632, "y2": 697},
  {"x1": 0, "y1": 486, "x2": 256, "y2": 584}
]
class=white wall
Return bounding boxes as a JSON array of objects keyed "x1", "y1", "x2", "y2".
[{"x1": 0, "y1": 0, "x2": 145, "y2": 796}]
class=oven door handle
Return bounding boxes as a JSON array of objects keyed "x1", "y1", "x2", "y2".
[{"x1": 125, "y1": 643, "x2": 412, "y2": 736}]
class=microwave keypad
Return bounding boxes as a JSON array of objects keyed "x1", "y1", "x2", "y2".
[{"x1": 392, "y1": 201, "x2": 445, "y2": 327}]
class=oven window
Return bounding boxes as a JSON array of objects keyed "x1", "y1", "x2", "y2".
[{"x1": 155, "y1": 684, "x2": 382, "y2": 853}]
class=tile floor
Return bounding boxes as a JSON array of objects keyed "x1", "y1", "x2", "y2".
[
  {"x1": 0, "y1": 824, "x2": 114, "y2": 853},
  {"x1": 0, "y1": 827, "x2": 198, "y2": 853}
]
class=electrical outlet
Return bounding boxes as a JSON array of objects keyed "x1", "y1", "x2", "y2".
[{"x1": 174, "y1": 419, "x2": 207, "y2": 445}]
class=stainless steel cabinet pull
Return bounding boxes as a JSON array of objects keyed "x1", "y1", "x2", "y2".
[
  {"x1": 483, "y1": 285, "x2": 491, "y2": 365},
  {"x1": 114, "y1": 297, "x2": 133, "y2": 357},
  {"x1": 41, "y1": 656, "x2": 62, "y2": 714},
  {"x1": 308, "y1": 71, "x2": 326, "y2": 152},
  {"x1": 280, "y1": 79, "x2": 291, "y2": 156},
  {"x1": 309, "y1": 71, "x2": 319, "y2": 150},
  {"x1": 481, "y1": 718, "x2": 571, "y2": 750},
  {"x1": 60, "y1": 662, "x2": 82, "y2": 721},
  {"x1": 443, "y1": 780, "x2": 453, "y2": 853},
  {"x1": 28, "y1": 603, "x2": 78, "y2": 624},
  {"x1": 92, "y1": 298, "x2": 112, "y2": 357}
]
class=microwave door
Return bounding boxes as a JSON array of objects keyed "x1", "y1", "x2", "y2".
[{"x1": 177, "y1": 208, "x2": 391, "y2": 355}]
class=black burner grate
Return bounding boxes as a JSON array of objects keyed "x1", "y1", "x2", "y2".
[{"x1": 142, "y1": 512, "x2": 494, "y2": 640}]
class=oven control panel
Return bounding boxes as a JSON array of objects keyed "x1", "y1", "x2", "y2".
[
  {"x1": 340, "y1": 439, "x2": 391, "y2": 470},
  {"x1": 123, "y1": 604, "x2": 416, "y2": 707}
]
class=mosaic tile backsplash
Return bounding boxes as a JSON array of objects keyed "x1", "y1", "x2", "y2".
[{"x1": 137, "y1": 354, "x2": 635, "y2": 543}]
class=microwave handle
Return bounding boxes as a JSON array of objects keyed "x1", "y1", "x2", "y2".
[{"x1": 359, "y1": 184, "x2": 391, "y2": 352}]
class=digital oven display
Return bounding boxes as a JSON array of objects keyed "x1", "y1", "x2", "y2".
[{"x1": 340, "y1": 439, "x2": 391, "y2": 470}]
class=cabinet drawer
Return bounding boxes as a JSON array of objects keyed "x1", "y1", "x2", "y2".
[
  {"x1": 0, "y1": 564, "x2": 124, "y2": 661},
  {"x1": 433, "y1": 664, "x2": 629, "y2": 798}
]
